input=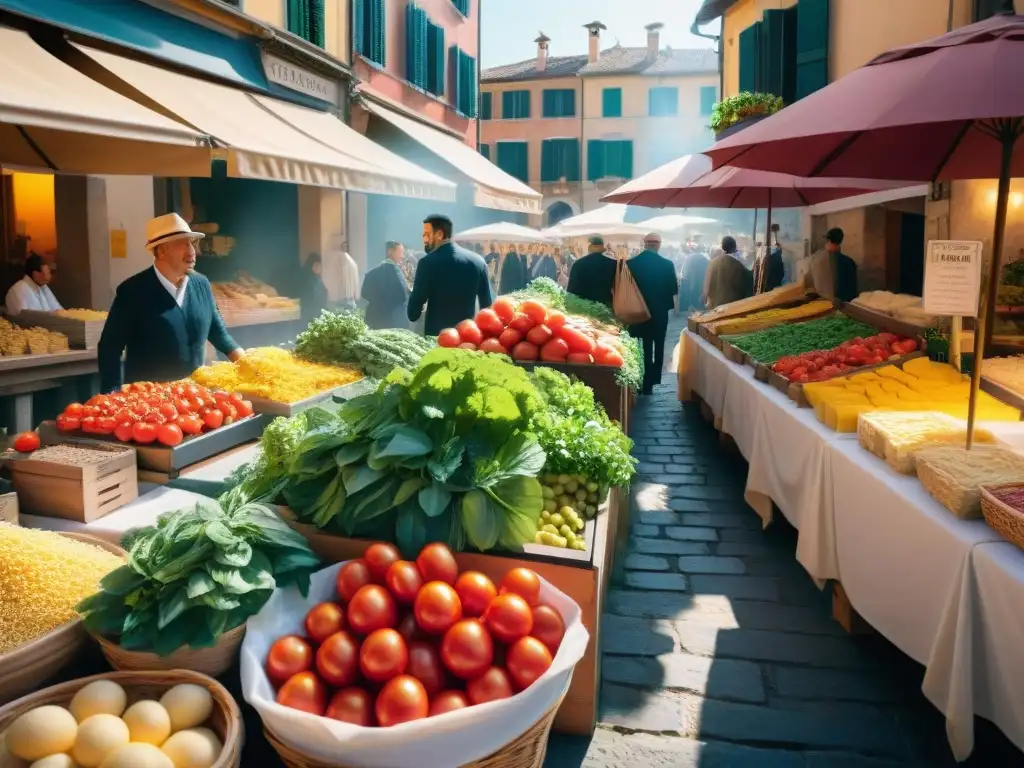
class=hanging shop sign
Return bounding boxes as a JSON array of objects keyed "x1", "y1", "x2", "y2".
[
  {"x1": 923, "y1": 239, "x2": 983, "y2": 317},
  {"x1": 262, "y1": 53, "x2": 339, "y2": 106}
]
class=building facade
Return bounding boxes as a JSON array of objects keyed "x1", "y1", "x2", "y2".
[{"x1": 481, "y1": 22, "x2": 718, "y2": 226}]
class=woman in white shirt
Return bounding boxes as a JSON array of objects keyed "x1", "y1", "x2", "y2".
[{"x1": 5, "y1": 255, "x2": 62, "y2": 316}]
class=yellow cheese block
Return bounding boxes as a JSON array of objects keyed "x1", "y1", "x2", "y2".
[
  {"x1": 902, "y1": 357, "x2": 964, "y2": 384},
  {"x1": 879, "y1": 380, "x2": 907, "y2": 394},
  {"x1": 864, "y1": 383, "x2": 886, "y2": 398},
  {"x1": 876, "y1": 366, "x2": 919, "y2": 386},
  {"x1": 826, "y1": 403, "x2": 874, "y2": 432},
  {"x1": 897, "y1": 388, "x2": 929, "y2": 401}
]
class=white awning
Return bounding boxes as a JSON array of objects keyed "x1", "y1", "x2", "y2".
[
  {"x1": 0, "y1": 27, "x2": 209, "y2": 176},
  {"x1": 364, "y1": 101, "x2": 542, "y2": 214},
  {"x1": 453, "y1": 222, "x2": 557, "y2": 244}
]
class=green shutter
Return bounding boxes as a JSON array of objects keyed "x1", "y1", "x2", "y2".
[
  {"x1": 353, "y1": 0, "x2": 366, "y2": 55},
  {"x1": 587, "y1": 139, "x2": 604, "y2": 181},
  {"x1": 426, "y1": 21, "x2": 445, "y2": 95},
  {"x1": 603, "y1": 140, "x2": 632, "y2": 178},
  {"x1": 465, "y1": 53, "x2": 478, "y2": 118},
  {"x1": 795, "y1": 0, "x2": 829, "y2": 99},
  {"x1": 760, "y1": 9, "x2": 785, "y2": 98},
  {"x1": 496, "y1": 142, "x2": 528, "y2": 182},
  {"x1": 602, "y1": 87, "x2": 622, "y2": 118},
  {"x1": 738, "y1": 22, "x2": 761, "y2": 92},
  {"x1": 405, "y1": 5, "x2": 428, "y2": 90},
  {"x1": 648, "y1": 87, "x2": 678, "y2": 116},
  {"x1": 781, "y1": 6, "x2": 798, "y2": 103},
  {"x1": 562, "y1": 138, "x2": 580, "y2": 181},
  {"x1": 699, "y1": 86, "x2": 717, "y2": 115},
  {"x1": 371, "y1": 0, "x2": 386, "y2": 66},
  {"x1": 542, "y1": 90, "x2": 575, "y2": 117},
  {"x1": 502, "y1": 90, "x2": 530, "y2": 119},
  {"x1": 480, "y1": 143, "x2": 490, "y2": 160},
  {"x1": 480, "y1": 91, "x2": 492, "y2": 119},
  {"x1": 309, "y1": 0, "x2": 325, "y2": 47},
  {"x1": 542, "y1": 139, "x2": 579, "y2": 182}
]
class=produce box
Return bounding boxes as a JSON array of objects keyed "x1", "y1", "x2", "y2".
[
  {"x1": 773, "y1": 351, "x2": 926, "y2": 406},
  {"x1": 13, "y1": 309, "x2": 104, "y2": 349},
  {"x1": 8, "y1": 443, "x2": 137, "y2": 522},
  {"x1": 839, "y1": 301, "x2": 935, "y2": 338},
  {"x1": 248, "y1": 377, "x2": 372, "y2": 417},
  {"x1": 514, "y1": 361, "x2": 630, "y2": 429},
  {"x1": 699, "y1": 298, "x2": 836, "y2": 352}
]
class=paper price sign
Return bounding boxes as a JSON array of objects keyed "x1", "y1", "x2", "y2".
[{"x1": 922, "y1": 240, "x2": 983, "y2": 317}]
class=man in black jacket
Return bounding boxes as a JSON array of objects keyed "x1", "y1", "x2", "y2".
[
  {"x1": 628, "y1": 234, "x2": 679, "y2": 395},
  {"x1": 827, "y1": 227, "x2": 859, "y2": 303},
  {"x1": 98, "y1": 213, "x2": 242, "y2": 392},
  {"x1": 408, "y1": 214, "x2": 493, "y2": 335},
  {"x1": 567, "y1": 236, "x2": 617, "y2": 307},
  {"x1": 362, "y1": 241, "x2": 410, "y2": 330}
]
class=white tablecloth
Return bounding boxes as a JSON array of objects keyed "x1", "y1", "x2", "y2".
[
  {"x1": 682, "y1": 331, "x2": 731, "y2": 425},
  {"x1": 719, "y1": 359, "x2": 763, "y2": 461}
]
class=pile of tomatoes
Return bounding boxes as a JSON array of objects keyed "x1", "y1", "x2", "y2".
[
  {"x1": 265, "y1": 542, "x2": 566, "y2": 729},
  {"x1": 437, "y1": 298, "x2": 626, "y2": 367},
  {"x1": 55, "y1": 381, "x2": 253, "y2": 447}
]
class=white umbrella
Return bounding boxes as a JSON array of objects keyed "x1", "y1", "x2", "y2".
[
  {"x1": 546, "y1": 203, "x2": 628, "y2": 234},
  {"x1": 452, "y1": 222, "x2": 556, "y2": 244},
  {"x1": 636, "y1": 214, "x2": 718, "y2": 234}
]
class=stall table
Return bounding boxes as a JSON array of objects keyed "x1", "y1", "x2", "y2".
[{"x1": 0, "y1": 349, "x2": 98, "y2": 432}]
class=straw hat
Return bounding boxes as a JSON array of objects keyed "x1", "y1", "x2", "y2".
[{"x1": 145, "y1": 213, "x2": 205, "y2": 252}]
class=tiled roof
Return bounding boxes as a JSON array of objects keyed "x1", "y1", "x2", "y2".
[
  {"x1": 578, "y1": 46, "x2": 718, "y2": 76},
  {"x1": 481, "y1": 54, "x2": 590, "y2": 83},
  {"x1": 695, "y1": 0, "x2": 740, "y2": 25}
]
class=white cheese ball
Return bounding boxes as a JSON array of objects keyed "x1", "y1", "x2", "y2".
[
  {"x1": 99, "y1": 743, "x2": 174, "y2": 768},
  {"x1": 70, "y1": 715, "x2": 130, "y2": 768},
  {"x1": 69, "y1": 682, "x2": 127, "y2": 723},
  {"x1": 158, "y1": 686, "x2": 213, "y2": 733},
  {"x1": 160, "y1": 728, "x2": 222, "y2": 768},
  {"x1": 30, "y1": 755, "x2": 79, "y2": 768},
  {"x1": 121, "y1": 701, "x2": 172, "y2": 747},
  {"x1": 6, "y1": 706, "x2": 79, "y2": 761}
]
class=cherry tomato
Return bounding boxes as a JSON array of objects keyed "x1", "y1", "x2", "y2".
[
  {"x1": 156, "y1": 422, "x2": 183, "y2": 447},
  {"x1": 396, "y1": 612, "x2": 424, "y2": 644},
  {"x1": 347, "y1": 584, "x2": 398, "y2": 635},
  {"x1": 305, "y1": 602, "x2": 346, "y2": 644},
  {"x1": 131, "y1": 421, "x2": 158, "y2": 444},
  {"x1": 510, "y1": 341, "x2": 539, "y2": 361},
  {"x1": 519, "y1": 299, "x2": 548, "y2": 326},
  {"x1": 385, "y1": 560, "x2": 424, "y2": 605},
  {"x1": 265, "y1": 635, "x2": 314, "y2": 686},
  {"x1": 478, "y1": 338, "x2": 506, "y2": 354},
  {"x1": 458, "y1": 342, "x2": 477, "y2": 350},
  {"x1": 364, "y1": 542, "x2": 401, "y2": 582},
  {"x1": 276, "y1": 671, "x2": 326, "y2": 716},
  {"x1": 428, "y1": 690, "x2": 470, "y2": 717},
  {"x1": 467, "y1": 666, "x2": 514, "y2": 705},
  {"x1": 212, "y1": 391, "x2": 230, "y2": 403},
  {"x1": 176, "y1": 414, "x2": 203, "y2": 436},
  {"x1": 530, "y1": 604, "x2": 566, "y2": 655},
  {"x1": 456, "y1": 319, "x2": 483, "y2": 346},
  {"x1": 498, "y1": 327, "x2": 524, "y2": 351},
  {"x1": 235, "y1": 399, "x2": 254, "y2": 418},
  {"x1": 414, "y1": 582, "x2": 462, "y2": 635},
  {"x1": 526, "y1": 324, "x2": 553, "y2": 347},
  {"x1": 438, "y1": 328, "x2": 461, "y2": 348},
  {"x1": 440, "y1": 619, "x2": 494, "y2": 680},
  {"x1": 64, "y1": 402, "x2": 84, "y2": 419},
  {"x1": 416, "y1": 543, "x2": 458, "y2": 586},
  {"x1": 376, "y1": 675, "x2": 429, "y2": 727},
  {"x1": 113, "y1": 422, "x2": 135, "y2": 442},
  {"x1": 540, "y1": 337, "x2": 570, "y2": 362},
  {"x1": 201, "y1": 408, "x2": 224, "y2": 430},
  {"x1": 474, "y1": 308, "x2": 505, "y2": 337},
  {"x1": 80, "y1": 416, "x2": 99, "y2": 434},
  {"x1": 545, "y1": 310, "x2": 567, "y2": 330},
  {"x1": 491, "y1": 298, "x2": 516, "y2": 325},
  {"x1": 484, "y1": 593, "x2": 533, "y2": 644},
  {"x1": 112, "y1": 410, "x2": 134, "y2": 426},
  {"x1": 499, "y1": 568, "x2": 541, "y2": 606},
  {"x1": 158, "y1": 402, "x2": 178, "y2": 420},
  {"x1": 216, "y1": 401, "x2": 238, "y2": 425},
  {"x1": 508, "y1": 313, "x2": 534, "y2": 334},
  {"x1": 316, "y1": 630, "x2": 360, "y2": 687},
  {"x1": 406, "y1": 641, "x2": 445, "y2": 697},
  {"x1": 87, "y1": 394, "x2": 111, "y2": 408},
  {"x1": 336, "y1": 559, "x2": 374, "y2": 602},
  {"x1": 506, "y1": 636, "x2": 553, "y2": 691},
  {"x1": 12, "y1": 432, "x2": 39, "y2": 452},
  {"x1": 454, "y1": 571, "x2": 497, "y2": 618},
  {"x1": 56, "y1": 414, "x2": 81, "y2": 432},
  {"x1": 325, "y1": 687, "x2": 375, "y2": 726},
  {"x1": 360, "y1": 628, "x2": 408, "y2": 682},
  {"x1": 173, "y1": 397, "x2": 192, "y2": 415},
  {"x1": 82, "y1": 405, "x2": 100, "y2": 419}
]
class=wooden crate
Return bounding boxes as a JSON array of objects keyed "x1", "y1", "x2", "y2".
[
  {"x1": 13, "y1": 310, "x2": 104, "y2": 349},
  {"x1": 10, "y1": 444, "x2": 137, "y2": 522},
  {"x1": 774, "y1": 351, "x2": 926, "y2": 407}
]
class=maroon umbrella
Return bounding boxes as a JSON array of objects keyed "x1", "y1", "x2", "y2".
[{"x1": 706, "y1": 11, "x2": 1024, "y2": 447}]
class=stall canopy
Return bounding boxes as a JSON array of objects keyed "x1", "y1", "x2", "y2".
[
  {"x1": 0, "y1": 27, "x2": 210, "y2": 176},
  {"x1": 453, "y1": 222, "x2": 556, "y2": 244},
  {"x1": 73, "y1": 43, "x2": 454, "y2": 199},
  {"x1": 364, "y1": 102, "x2": 542, "y2": 215}
]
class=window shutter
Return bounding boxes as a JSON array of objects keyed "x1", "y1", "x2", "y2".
[
  {"x1": 795, "y1": 0, "x2": 829, "y2": 99},
  {"x1": 602, "y1": 87, "x2": 622, "y2": 117},
  {"x1": 563, "y1": 138, "x2": 580, "y2": 182},
  {"x1": 760, "y1": 9, "x2": 785, "y2": 98},
  {"x1": 353, "y1": 0, "x2": 366, "y2": 55},
  {"x1": 604, "y1": 140, "x2": 632, "y2": 178},
  {"x1": 521, "y1": 90, "x2": 531, "y2": 118},
  {"x1": 451, "y1": 45, "x2": 461, "y2": 110},
  {"x1": 497, "y1": 142, "x2": 528, "y2": 182},
  {"x1": 541, "y1": 139, "x2": 554, "y2": 182},
  {"x1": 587, "y1": 139, "x2": 604, "y2": 181},
  {"x1": 309, "y1": 0, "x2": 325, "y2": 47},
  {"x1": 426, "y1": 21, "x2": 445, "y2": 95},
  {"x1": 648, "y1": 87, "x2": 678, "y2": 116},
  {"x1": 465, "y1": 54, "x2": 478, "y2": 118},
  {"x1": 699, "y1": 86, "x2": 717, "y2": 115},
  {"x1": 480, "y1": 143, "x2": 490, "y2": 160},
  {"x1": 480, "y1": 91, "x2": 492, "y2": 119},
  {"x1": 781, "y1": 5, "x2": 798, "y2": 103},
  {"x1": 974, "y1": 0, "x2": 1006, "y2": 21},
  {"x1": 738, "y1": 22, "x2": 761, "y2": 92},
  {"x1": 405, "y1": 5, "x2": 428, "y2": 90},
  {"x1": 372, "y1": 0, "x2": 386, "y2": 66},
  {"x1": 541, "y1": 139, "x2": 580, "y2": 182}
]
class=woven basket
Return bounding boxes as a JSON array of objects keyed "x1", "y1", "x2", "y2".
[
  {"x1": 262, "y1": 698, "x2": 561, "y2": 768},
  {"x1": 981, "y1": 483, "x2": 1024, "y2": 551},
  {"x1": 0, "y1": 533, "x2": 125, "y2": 706},
  {"x1": 0, "y1": 670, "x2": 243, "y2": 768},
  {"x1": 916, "y1": 445, "x2": 1024, "y2": 519},
  {"x1": 93, "y1": 623, "x2": 246, "y2": 678}
]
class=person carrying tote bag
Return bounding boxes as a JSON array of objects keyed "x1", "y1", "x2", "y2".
[{"x1": 612, "y1": 252, "x2": 651, "y2": 326}]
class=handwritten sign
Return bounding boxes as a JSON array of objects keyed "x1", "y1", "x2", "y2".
[
  {"x1": 923, "y1": 240, "x2": 983, "y2": 317},
  {"x1": 110, "y1": 229, "x2": 127, "y2": 259}
]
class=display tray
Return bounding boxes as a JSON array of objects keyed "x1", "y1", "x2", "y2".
[
  {"x1": 702, "y1": 299, "x2": 837, "y2": 350},
  {"x1": 12, "y1": 309, "x2": 105, "y2": 349},
  {"x1": 38, "y1": 414, "x2": 269, "y2": 472},
  {"x1": 721, "y1": 338, "x2": 748, "y2": 365},
  {"x1": 839, "y1": 301, "x2": 932, "y2": 338},
  {"x1": 768, "y1": 351, "x2": 927, "y2": 407},
  {"x1": 981, "y1": 376, "x2": 1024, "y2": 420},
  {"x1": 246, "y1": 377, "x2": 369, "y2": 417}
]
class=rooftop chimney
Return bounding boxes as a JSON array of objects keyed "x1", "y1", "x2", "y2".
[
  {"x1": 645, "y1": 22, "x2": 664, "y2": 59},
  {"x1": 535, "y1": 32, "x2": 551, "y2": 72},
  {"x1": 584, "y1": 21, "x2": 606, "y2": 64}
]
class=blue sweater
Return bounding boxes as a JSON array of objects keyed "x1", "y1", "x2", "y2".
[{"x1": 98, "y1": 268, "x2": 239, "y2": 392}]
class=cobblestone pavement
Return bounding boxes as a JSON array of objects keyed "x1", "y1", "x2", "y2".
[{"x1": 544, "y1": 315, "x2": 1024, "y2": 768}]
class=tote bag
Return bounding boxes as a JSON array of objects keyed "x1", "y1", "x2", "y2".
[{"x1": 613, "y1": 256, "x2": 651, "y2": 325}]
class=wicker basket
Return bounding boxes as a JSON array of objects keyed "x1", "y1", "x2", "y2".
[
  {"x1": 92, "y1": 623, "x2": 246, "y2": 678},
  {"x1": 0, "y1": 670, "x2": 243, "y2": 768},
  {"x1": 263, "y1": 698, "x2": 561, "y2": 768},
  {"x1": 981, "y1": 483, "x2": 1024, "y2": 551},
  {"x1": 0, "y1": 533, "x2": 125, "y2": 706}
]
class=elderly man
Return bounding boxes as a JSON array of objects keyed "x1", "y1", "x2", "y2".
[
  {"x1": 5, "y1": 254, "x2": 62, "y2": 316},
  {"x1": 362, "y1": 240, "x2": 410, "y2": 330},
  {"x1": 567, "y1": 236, "x2": 617, "y2": 307},
  {"x1": 98, "y1": 213, "x2": 242, "y2": 393},
  {"x1": 628, "y1": 234, "x2": 679, "y2": 395}
]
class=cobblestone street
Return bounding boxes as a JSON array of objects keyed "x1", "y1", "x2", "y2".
[{"x1": 545, "y1": 317, "x2": 1024, "y2": 768}]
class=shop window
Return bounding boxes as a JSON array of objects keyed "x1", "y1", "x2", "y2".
[
  {"x1": 602, "y1": 87, "x2": 622, "y2": 118},
  {"x1": 587, "y1": 139, "x2": 633, "y2": 181},
  {"x1": 795, "y1": 0, "x2": 829, "y2": 99},
  {"x1": 287, "y1": 0, "x2": 326, "y2": 48},
  {"x1": 450, "y1": 47, "x2": 478, "y2": 117},
  {"x1": 496, "y1": 141, "x2": 529, "y2": 182},
  {"x1": 480, "y1": 92, "x2": 493, "y2": 120},
  {"x1": 501, "y1": 90, "x2": 530, "y2": 119},
  {"x1": 542, "y1": 89, "x2": 576, "y2": 118},
  {"x1": 426, "y1": 20, "x2": 446, "y2": 96},
  {"x1": 405, "y1": 3, "x2": 428, "y2": 90},
  {"x1": 451, "y1": 0, "x2": 471, "y2": 15},
  {"x1": 540, "y1": 138, "x2": 580, "y2": 183},
  {"x1": 699, "y1": 85, "x2": 717, "y2": 115},
  {"x1": 648, "y1": 86, "x2": 679, "y2": 117},
  {"x1": 480, "y1": 143, "x2": 491, "y2": 160},
  {"x1": 354, "y1": 0, "x2": 386, "y2": 67}
]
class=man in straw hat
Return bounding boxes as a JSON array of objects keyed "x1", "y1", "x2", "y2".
[
  {"x1": 627, "y1": 233, "x2": 678, "y2": 395},
  {"x1": 98, "y1": 213, "x2": 242, "y2": 393}
]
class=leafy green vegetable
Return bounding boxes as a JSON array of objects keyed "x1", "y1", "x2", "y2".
[
  {"x1": 725, "y1": 313, "x2": 876, "y2": 364},
  {"x1": 294, "y1": 310, "x2": 435, "y2": 378}
]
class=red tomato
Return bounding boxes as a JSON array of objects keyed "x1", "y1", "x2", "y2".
[
  {"x1": 158, "y1": 402, "x2": 178, "y2": 420},
  {"x1": 337, "y1": 559, "x2": 374, "y2": 602},
  {"x1": 316, "y1": 631, "x2": 360, "y2": 687},
  {"x1": 500, "y1": 568, "x2": 541, "y2": 605},
  {"x1": 467, "y1": 666, "x2": 514, "y2": 705},
  {"x1": 454, "y1": 571, "x2": 497, "y2": 617},
  {"x1": 113, "y1": 422, "x2": 135, "y2": 443},
  {"x1": 510, "y1": 341, "x2": 539, "y2": 361},
  {"x1": 599, "y1": 351, "x2": 624, "y2": 368},
  {"x1": 112, "y1": 410, "x2": 134, "y2": 426},
  {"x1": 406, "y1": 640, "x2": 445, "y2": 697},
  {"x1": 592, "y1": 342, "x2": 618, "y2": 364},
  {"x1": 265, "y1": 635, "x2": 314, "y2": 686},
  {"x1": 177, "y1": 414, "x2": 203, "y2": 436},
  {"x1": 212, "y1": 391, "x2": 230, "y2": 403},
  {"x1": 325, "y1": 687, "x2": 375, "y2": 727},
  {"x1": 64, "y1": 402, "x2": 84, "y2": 419},
  {"x1": 475, "y1": 309, "x2": 505, "y2": 337},
  {"x1": 519, "y1": 299, "x2": 548, "y2": 326},
  {"x1": 539, "y1": 337, "x2": 569, "y2": 362},
  {"x1": 557, "y1": 326, "x2": 596, "y2": 355},
  {"x1": 365, "y1": 543, "x2": 401, "y2": 582},
  {"x1": 429, "y1": 690, "x2": 470, "y2": 717},
  {"x1": 545, "y1": 310, "x2": 567, "y2": 330},
  {"x1": 416, "y1": 543, "x2": 458, "y2": 586},
  {"x1": 173, "y1": 397, "x2": 192, "y2": 415},
  {"x1": 413, "y1": 581, "x2": 463, "y2": 635},
  {"x1": 235, "y1": 399, "x2": 254, "y2": 418},
  {"x1": 276, "y1": 671, "x2": 326, "y2": 716},
  {"x1": 156, "y1": 423, "x2": 183, "y2": 447},
  {"x1": 347, "y1": 585, "x2": 398, "y2": 635},
  {"x1": 491, "y1": 297, "x2": 516, "y2": 325},
  {"x1": 526, "y1": 324, "x2": 553, "y2": 347},
  {"x1": 567, "y1": 352, "x2": 594, "y2": 364},
  {"x1": 375, "y1": 676, "x2": 429, "y2": 727},
  {"x1": 508, "y1": 313, "x2": 534, "y2": 334},
  {"x1": 80, "y1": 416, "x2": 99, "y2": 434},
  {"x1": 506, "y1": 636, "x2": 553, "y2": 690},
  {"x1": 82, "y1": 405, "x2": 100, "y2": 419},
  {"x1": 484, "y1": 593, "x2": 534, "y2": 644},
  {"x1": 440, "y1": 619, "x2": 494, "y2": 680},
  {"x1": 458, "y1": 342, "x2": 478, "y2": 350},
  {"x1": 360, "y1": 628, "x2": 408, "y2": 682},
  {"x1": 456, "y1": 319, "x2": 484, "y2": 346},
  {"x1": 478, "y1": 338, "x2": 506, "y2": 355},
  {"x1": 131, "y1": 421, "x2": 158, "y2": 444},
  {"x1": 87, "y1": 395, "x2": 110, "y2": 408},
  {"x1": 498, "y1": 327, "x2": 523, "y2": 350},
  {"x1": 56, "y1": 414, "x2": 82, "y2": 432},
  {"x1": 438, "y1": 328, "x2": 461, "y2": 348},
  {"x1": 12, "y1": 432, "x2": 39, "y2": 453},
  {"x1": 386, "y1": 560, "x2": 424, "y2": 605},
  {"x1": 530, "y1": 605, "x2": 566, "y2": 654},
  {"x1": 201, "y1": 409, "x2": 224, "y2": 430},
  {"x1": 95, "y1": 416, "x2": 117, "y2": 435},
  {"x1": 397, "y1": 612, "x2": 425, "y2": 644},
  {"x1": 305, "y1": 602, "x2": 346, "y2": 644},
  {"x1": 216, "y1": 401, "x2": 238, "y2": 425}
]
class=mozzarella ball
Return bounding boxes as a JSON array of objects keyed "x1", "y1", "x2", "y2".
[
  {"x1": 69, "y1": 682, "x2": 127, "y2": 723},
  {"x1": 6, "y1": 706, "x2": 78, "y2": 761},
  {"x1": 158, "y1": 686, "x2": 212, "y2": 733},
  {"x1": 30, "y1": 756, "x2": 79, "y2": 768},
  {"x1": 160, "y1": 728, "x2": 222, "y2": 768},
  {"x1": 70, "y1": 715, "x2": 130, "y2": 768},
  {"x1": 99, "y1": 743, "x2": 174, "y2": 768},
  {"x1": 121, "y1": 701, "x2": 171, "y2": 747}
]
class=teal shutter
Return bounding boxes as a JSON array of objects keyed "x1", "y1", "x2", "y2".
[
  {"x1": 480, "y1": 91, "x2": 492, "y2": 119},
  {"x1": 287, "y1": 0, "x2": 305, "y2": 39},
  {"x1": 602, "y1": 87, "x2": 622, "y2": 117},
  {"x1": 426, "y1": 21, "x2": 445, "y2": 95},
  {"x1": 405, "y1": 5, "x2": 428, "y2": 90},
  {"x1": 452, "y1": 0, "x2": 470, "y2": 14},
  {"x1": 542, "y1": 139, "x2": 579, "y2": 182},
  {"x1": 699, "y1": 85, "x2": 717, "y2": 115},
  {"x1": 795, "y1": 0, "x2": 829, "y2": 99},
  {"x1": 604, "y1": 140, "x2": 632, "y2": 178},
  {"x1": 540, "y1": 139, "x2": 554, "y2": 182},
  {"x1": 781, "y1": 6, "x2": 798, "y2": 103},
  {"x1": 371, "y1": 0, "x2": 386, "y2": 66},
  {"x1": 309, "y1": 0, "x2": 325, "y2": 47},
  {"x1": 502, "y1": 90, "x2": 529, "y2": 119},
  {"x1": 760, "y1": 9, "x2": 786, "y2": 99},
  {"x1": 497, "y1": 142, "x2": 528, "y2": 182},
  {"x1": 542, "y1": 90, "x2": 575, "y2": 117},
  {"x1": 465, "y1": 53, "x2": 478, "y2": 117},
  {"x1": 353, "y1": 0, "x2": 366, "y2": 55},
  {"x1": 450, "y1": 45, "x2": 461, "y2": 110},
  {"x1": 738, "y1": 22, "x2": 761, "y2": 92},
  {"x1": 648, "y1": 87, "x2": 678, "y2": 116},
  {"x1": 480, "y1": 143, "x2": 490, "y2": 160},
  {"x1": 587, "y1": 139, "x2": 604, "y2": 181}
]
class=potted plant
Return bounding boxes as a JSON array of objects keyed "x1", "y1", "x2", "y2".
[{"x1": 709, "y1": 92, "x2": 784, "y2": 140}]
